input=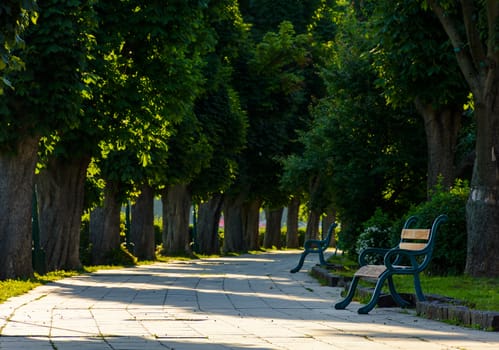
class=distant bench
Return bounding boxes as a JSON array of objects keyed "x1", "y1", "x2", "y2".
[
  {"x1": 290, "y1": 223, "x2": 337, "y2": 273},
  {"x1": 334, "y1": 214, "x2": 447, "y2": 314}
]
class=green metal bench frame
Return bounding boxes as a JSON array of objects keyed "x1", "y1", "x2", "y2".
[
  {"x1": 334, "y1": 214, "x2": 447, "y2": 314},
  {"x1": 290, "y1": 223, "x2": 337, "y2": 273}
]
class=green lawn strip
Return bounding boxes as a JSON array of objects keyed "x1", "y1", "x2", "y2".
[{"x1": 390, "y1": 274, "x2": 499, "y2": 311}]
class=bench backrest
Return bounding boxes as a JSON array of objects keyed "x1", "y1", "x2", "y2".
[
  {"x1": 399, "y1": 229, "x2": 431, "y2": 251},
  {"x1": 397, "y1": 214, "x2": 447, "y2": 270}
]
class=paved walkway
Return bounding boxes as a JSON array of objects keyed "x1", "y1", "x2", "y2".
[{"x1": 0, "y1": 251, "x2": 498, "y2": 350}]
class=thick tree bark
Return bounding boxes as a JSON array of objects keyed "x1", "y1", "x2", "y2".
[
  {"x1": 322, "y1": 207, "x2": 336, "y2": 247},
  {"x1": 222, "y1": 193, "x2": 245, "y2": 253},
  {"x1": 465, "y1": 96, "x2": 499, "y2": 277},
  {"x1": 90, "y1": 180, "x2": 122, "y2": 265},
  {"x1": 414, "y1": 100, "x2": 461, "y2": 194},
  {"x1": 286, "y1": 197, "x2": 300, "y2": 248},
  {"x1": 305, "y1": 210, "x2": 320, "y2": 242},
  {"x1": 428, "y1": 0, "x2": 499, "y2": 277},
  {"x1": 242, "y1": 199, "x2": 261, "y2": 250},
  {"x1": 130, "y1": 184, "x2": 155, "y2": 260},
  {"x1": 0, "y1": 136, "x2": 39, "y2": 280},
  {"x1": 36, "y1": 156, "x2": 90, "y2": 271},
  {"x1": 162, "y1": 184, "x2": 192, "y2": 255},
  {"x1": 263, "y1": 207, "x2": 283, "y2": 249},
  {"x1": 196, "y1": 194, "x2": 223, "y2": 255}
]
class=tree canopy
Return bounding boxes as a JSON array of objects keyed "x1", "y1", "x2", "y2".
[{"x1": 1, "y1": 0, "x2": 498, "y2": 278}]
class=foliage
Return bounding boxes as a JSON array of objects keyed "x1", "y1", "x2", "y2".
[
  {"x1": 400, "y1": 180, "x2": 469, "y2": 275},
  {"x1": 300, "y1": 7, "x2": 427, "y2": 255},
  {"x1": 239, "y1": 0, "x2": 320, "y2": 40},
  {"x1": 0, "y1": 0, "x2": 37, "y2": 93},
  {"x1": 368, "y1": 0, "x2": 468, "y2": 108},
  {"x1": 0, "y1": 0, "x2": 95, "y2": 149},
  {"x1": 88, "y1": 0, "x2": 216, "y2": 202},
  {"x1": 189, "y1": 0, "x2": 249, "y2": 200},
  {"x1": 355, "y1": 208, "x2": 394, "y2": 263},
  {"x1": 230, "y1": 19, "x2": 312, "y2": 208}
]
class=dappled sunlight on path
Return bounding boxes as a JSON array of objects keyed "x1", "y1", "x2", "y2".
[{"x1": 0, "y1": 250, "x2": 497, "y2": 349}]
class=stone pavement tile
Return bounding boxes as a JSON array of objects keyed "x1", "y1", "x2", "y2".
[
  {"x1": 0, "y1": 337, "x2": 54, "y2": 350},
  {"x1": 0, "y1": 315, "x2": 51, "y2": 337},
  {"x1": 198, "y1": 294, "x2": 234, "y2": 310},
  {"x1": 266, "y1": 337, "x2": 344, "y2": 350},
  {"x1": 105, "y1": 336, "x2": 170, "y2": 350},
  {"x1": 185, "y1": 319, "x2": 245, "y2": 338},
  {"x1": 158, "y1": 339, "x2": 231, "y2": 350},
  {"x1": 130, "y1": 290, "x2": 166, "y2": 306},
  {"x1": 226, "y1": 295, "x2": 269, "y2": 309},
  {"x1": 51, "y1": 337, "x2": 110, "y2": 350},
  {"x1": 207, "y1": 335, "x2": 278, "y2": 349}
]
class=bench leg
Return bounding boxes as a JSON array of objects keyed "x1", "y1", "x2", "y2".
[
  {"x1": 357, "y1": 273, "x2": 390, "y2": 314},
  {"x1": 318, "y1": 250, "x2": 327, "y2": 266},
  {"x1": 290, "y1": 251, "x2": 308, "y2": 273},
  {"x1": 387, "y1": 276, "x2": 411, "y2": 308},
  {"x1": 413, "y1": 273, "x2": 426, "y2": 301},
  {"x1": 334, "y1": 276, "x2": 360, "y2": 310}
]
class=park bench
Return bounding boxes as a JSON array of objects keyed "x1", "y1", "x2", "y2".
[
  {"x1": 334, "y1": 214, "x2": 447, "y2": 314},
  {"x1": 290, "y1": 222, "x2": 337, "y2": 273}
]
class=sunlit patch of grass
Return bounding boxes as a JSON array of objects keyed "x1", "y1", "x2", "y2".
[
  {"x1": 392, "y1": 274, "x2": 499, "y2": 311},
  {"x1": 0, "y1": 270, "x2": 78, "y2": 303},
  {"x1": 155, "y1": 254, "x2": 197, "y2": 263}
]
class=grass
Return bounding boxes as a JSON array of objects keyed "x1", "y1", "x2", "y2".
[
  {"x1": 0, "y1": 268, "x2": 91, "y2": 304},
  {"x1": 326, "y1": 254, "x2": 499, "y2": 311},
  {"x1": 392, "y1": 274, "x2": 499, "y2": 311}
]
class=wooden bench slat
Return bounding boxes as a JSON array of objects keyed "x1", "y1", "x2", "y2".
[
  {"x1": 399, "y1": 242, "x2": 427, "y2": 250},
  {"x1": 355, "y1": 265, "x2": 386, "y2": 278},
  {"x1": 401, "y1": 229, "x2": 430, "y2": 240}
]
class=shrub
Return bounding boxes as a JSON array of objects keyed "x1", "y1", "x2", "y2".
[
  {"x1": 356, "y1": 208, "x2": 395, "y2": 264},
  {"x1": 401, "y1": 180, "x2": 469, "y2": 276}
]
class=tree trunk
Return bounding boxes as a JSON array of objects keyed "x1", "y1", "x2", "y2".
[
  {"x1": 36, "y1": 156, "x2": 90, "y2": 271},
  {"x1": 242, "y1": 199, "x2": 261, "y2": 250},
  {"x1": 222, "y1": 193, "x2": 245, "y2": 253},
  {"x1": 415, "y1": 100, "x2": 461, "y2": 194},
  {"x1": 322, "y1": 207, "x2": 336, "y2": 247},
  {"x1": 130, "y1": 184, "x2": 155, "y2": 260},
  {"x1": 428, "y1": 0, "x2": 499, "y2": 277},
  {"x1": 286, "y1": 197, "x2": 300, "y2": 248},
  {"x1": 305, "y1": 210, "x2": 320, "y2": 241},
  {"x1": 465, "y1": 95, "x2": 499, "y2": 277},
  {"x1": 263, "y1": 207, "x2": 283, "y2": 249},
  {"x1": 162, "y1": 184, "x2": 192, "y2": 255},
  {"x1": 0, "y1": 136, "x2": 39, "y2": 280},
  {"x1": 196, "y1": 194, "x2": 223, "y2": 255},
  {"x1": 90, "y1": 180, "x2": 122, "y2": 265}
]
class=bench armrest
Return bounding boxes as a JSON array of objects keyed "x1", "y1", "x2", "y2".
[
  {"x1": 304, "y1": 239, "x2": 325, "y2": 249},
  {"x1": 384, "y1": 248, "x2": 425, "y2": 273},
  {"x1": 358, "y1": 247, "x2": 390, "y2": 266}
]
